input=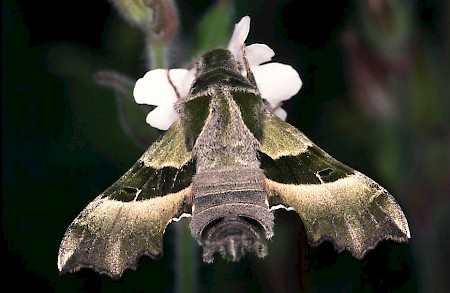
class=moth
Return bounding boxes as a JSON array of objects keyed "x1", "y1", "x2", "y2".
[{"x1": 58, "y1": 48, "x2": 410, "y2": 279}]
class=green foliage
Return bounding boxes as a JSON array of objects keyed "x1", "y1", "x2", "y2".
[{"x1": 190, "y1": 0, "x2": 234, "y2": 60}]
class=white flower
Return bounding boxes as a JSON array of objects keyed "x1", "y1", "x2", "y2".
[
  {"x1": 134, "y1": 68, "x2": 194, "y2": 130},
  {"x1": 133, "y1": 16, "x2": 302, "y2": 130}
]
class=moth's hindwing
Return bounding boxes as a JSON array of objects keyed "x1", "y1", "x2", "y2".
[
  {"x1": 260, "y1": 112, "x2": 410, "y2": 258},
  {"x1": 58, "y1": 120, "x2": 195, "y2": 278}
]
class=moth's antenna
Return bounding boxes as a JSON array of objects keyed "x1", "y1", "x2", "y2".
[
  {"x1": 242, "y1": 45, "x2": 257, "y2": 86},
  {"x1": 166, "y1": 69, "x2": 181, "y2": 100}
]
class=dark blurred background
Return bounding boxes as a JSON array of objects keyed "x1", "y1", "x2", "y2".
[{"x1": 3, "y1": 0, "x2": 449, "y2": 292}]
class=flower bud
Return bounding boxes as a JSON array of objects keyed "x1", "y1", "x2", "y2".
[
  {"x1": 358, "y1": 0, "x2": 414, "y2": 61},
  {"x1": 111, "y1": 0, "x2": 178, "y2": 45}
]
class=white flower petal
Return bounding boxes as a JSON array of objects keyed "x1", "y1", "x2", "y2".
[
  {"x1": 134, "y1": 69, "x2": 171, "y2": 105},
  {"x1": 273, "y1": 107, "x2": 288, "y2": 121},
  {"x1": 146, "y1": 104, "x2": 179, "y2": 130},
  {"x1": 252, "y1": 63, "x2": 302, "y2": 107},
  {"x1": 178, "y1": 69, "x2": 196, "y2": 98},
  {"x1": 246, "y1": 43, "x2": 274, "y2": 67},
  {"x1": 134, "y1": 69, "x2": 189, "y2": 106},
  {"x1": 227, "y1": 16, "x2": 250, "y2": 58}
]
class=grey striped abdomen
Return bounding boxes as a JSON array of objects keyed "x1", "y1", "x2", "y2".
[{"x1": 189, "y1": 168, "x2": 274, "y2": 262}]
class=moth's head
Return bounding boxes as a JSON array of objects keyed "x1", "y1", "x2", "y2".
[
  {"x1": 195, "y1": 48, "x2": 241, "y2": 77},
  {"x1": 199, "y1": 216, "x2": 269, "y2": 263},
  {"x1": 189, "y1": 48, "x2": 254, "y2": 97}
]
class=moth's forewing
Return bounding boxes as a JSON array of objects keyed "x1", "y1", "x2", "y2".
[
  {"x1": 260, "y1": 112, "x2": 410, "y2": 258},
  {"x1": 57, "y1": 120, "x2": 195, "y2": 278}
]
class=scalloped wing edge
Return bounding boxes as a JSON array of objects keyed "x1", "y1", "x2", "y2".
[{"x1": 58, "y1": 186, "x2": 192, "y2": 278}]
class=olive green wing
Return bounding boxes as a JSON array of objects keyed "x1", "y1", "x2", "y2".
[
  {"x1": 58, "y1": 120, "x2": 196, "y2": 278},
  {"x1": 260, "y1": 112, "x2": 410, "y2": 258}
]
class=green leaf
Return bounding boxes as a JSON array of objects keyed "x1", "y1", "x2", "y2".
[{"x1": 190, "y1": 0, "x2": 234, "y2": 60}]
